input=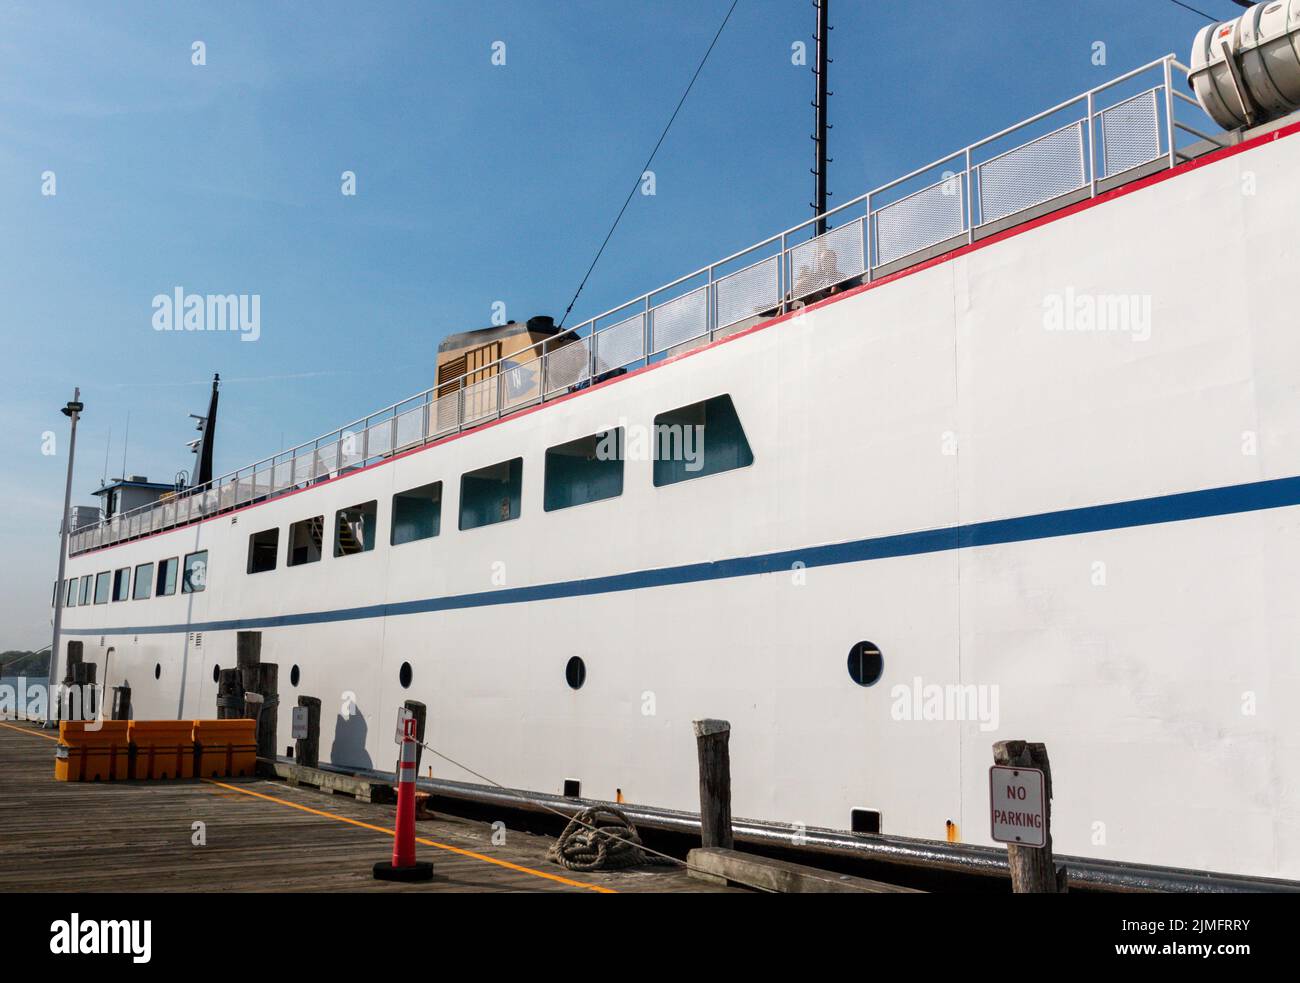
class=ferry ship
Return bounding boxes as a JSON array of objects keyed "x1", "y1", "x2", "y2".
[{"x1": 47, "y1": 6, "x2": 1300, "y2": 880}]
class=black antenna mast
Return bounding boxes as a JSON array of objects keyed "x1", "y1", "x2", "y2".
[
  {"x1": 812, "y1": 0, "x2": 832, "y2": 235},
  {"x1": 188, "y1": 373, "x2": 220, "y2": 488}
]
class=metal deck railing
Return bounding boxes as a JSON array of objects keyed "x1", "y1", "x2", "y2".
[{"x1": 68, "y1": 54, "x2": 1226, "y2": 556}]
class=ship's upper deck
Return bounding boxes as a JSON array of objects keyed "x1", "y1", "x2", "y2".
[{"x1": 69, "y1": 53, "x2": 1232, "y2": 558}]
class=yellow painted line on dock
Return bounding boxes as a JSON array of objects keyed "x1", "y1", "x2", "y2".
[
  {"x1": 0, "y1": 720, "x2": 58, "y2": 741},
  {"x1": 0, "y1": 721, "x2": 613, "y2": 893},
  {"x1": 202, "y1": 779, "x2": 617, "y2": 894}
]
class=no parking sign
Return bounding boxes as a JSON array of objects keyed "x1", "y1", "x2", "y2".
[{"x1": 989, "y1": 765, "x2": 1046, "y2": 848}]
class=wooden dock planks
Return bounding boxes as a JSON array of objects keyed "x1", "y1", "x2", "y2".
[{"x1": 0, "y1": 719, "x2": 739, "y2": 894}]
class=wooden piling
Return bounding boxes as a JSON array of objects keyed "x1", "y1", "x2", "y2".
[
  {"x1": 111, "y1": 685, "x2": 131, "y2": 721},
  {"x1": 242, "y1": 663, "x2": 279, "y2": 760},
  {"x1": 244, "y1": 693, "x2": 264, "y2": 734},
  {"x1": 63, "y1": 640, "x2": 83, "y2": 686},
  {"x1": 216, "y1": 668, "x2": 243, "y2": 719},
  {"x1": 993, "y1": 740, "x2": 1068, "y2": 893},
  {"x1": 295, "y1": 696, "x2": 321, "y2": 768},
  {"x1": 81, "y1": 662, "x2": 97, "y2": 719},
  {"x1": 67, "y1": 662, "x2": 98, "y2": 720},
  {"x1": 236, "y1": 631, "x2": 261, "y2": 668},
  {"x1": 693, "y1": 719, "x2": 734, "y2": 849}
]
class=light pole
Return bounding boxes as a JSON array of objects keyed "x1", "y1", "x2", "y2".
[{"x1": 45, "y1": 388, "x2": 83, "y2": 728}]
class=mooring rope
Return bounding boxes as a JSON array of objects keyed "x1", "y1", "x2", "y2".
[{"x1": 545, "y1": 805, "x2": 676, "y2": 871}]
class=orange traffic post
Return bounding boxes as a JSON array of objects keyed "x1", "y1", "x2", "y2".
[{"x1": 373, "y1": 716, "x2": 433, "y2": 882}]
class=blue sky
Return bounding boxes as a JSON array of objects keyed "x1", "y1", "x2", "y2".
[{"x1": 0, "y1": 0, "x2": 1234, "y2": 649}]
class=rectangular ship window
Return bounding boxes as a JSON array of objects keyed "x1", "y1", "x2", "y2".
[
  {"x1": 182, "y1": 550, "x2": 208, "y2": 593},
  {"x1": 459, "y1": 458, "x2": 523, "y2": 531},
  {"x1": 79, "y1": 575, "x2": 91, "y2": 606},
  {"x1": 288, "y1": 516, "x2": 324, "y2": 566},
  {"x1": 112, "y1": 567, "x2": 130, "y2": 602},
  {"x1": 133, "y1": 562, "x2": 154, "y2": 600},
  {"x1": 94, "y1": 572, "x2": 110, "y2": 605},
  {"x1": 544, "y1": 430, "x2": 624, "y2": 512},
  {"x1": 334, "y1": 501, "x2": 377, "y2": 557},
  {"x1": 156, "y1": 557, "x2": 178, "y2": 596},
  {"x1": 392, "y1": 482, "x2": 442, "y2": 546},
  {"x1": 66, "y1": 579, "x2": 78, "y2": 607},
  {"x1": 652, "y1": 394, "x2": 754, "y2": 487},
  {"x1": 247, "y1": 527, "x2": 279, "y2": 574}
]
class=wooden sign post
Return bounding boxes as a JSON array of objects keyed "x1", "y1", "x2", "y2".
[
  {"x1": 991, "y1": 740, "x2": 1068, "y2": 893},
  {"x1": 293, "y1": 696, "x2": 321, "y2": 768}
]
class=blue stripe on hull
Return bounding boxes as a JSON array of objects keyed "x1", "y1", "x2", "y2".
[{"x1": 63, "y1": 474, "x2": 1300, "y2": 637}]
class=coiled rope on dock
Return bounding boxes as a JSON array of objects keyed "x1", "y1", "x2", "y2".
[{"x1": 545, "y1": 806, "x2": 673, "y2": 871}]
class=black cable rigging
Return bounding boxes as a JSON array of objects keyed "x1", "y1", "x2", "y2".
[
  {"x1": 1165, "y1": 0, "x2": 1226, "y2": 21},
  {"x1": 557, "y1": 0, "x2": 742, "y2": 329}
]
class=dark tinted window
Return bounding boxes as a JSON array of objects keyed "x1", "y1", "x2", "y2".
[
  {"x1": 288, "y1": 517, "x2": 324, "y2": 566},
  {"x1": 247, "y1": 528, "x2": 279, "y2": 574},
  {"x1": 133, "y1": 563, "x2": 154, "y2": 600},
  {"x1": 156, "y1": 557, "x2": 178, "y2": 596},
  {"x1": 459, "y1": 458, "x2": 523, "y2": 530},
  {"x1": 392, "y1": 482, "x2": 442, "y2": 545},
  {"x1": 112, "y1": 567, "x2": 130, "y2": 602},
  {"x1": 652, "y1": 394, "x2": 753, "y2": 487},
  {"x1": 544, "y1": 430, "x2": 624, "y2": 512},
  {"x1": 335, "y1": 501, "x2": 377, "y2": 557},
  {"x1": 182, "y1": 551, "x2": 208, "y2": 593}
]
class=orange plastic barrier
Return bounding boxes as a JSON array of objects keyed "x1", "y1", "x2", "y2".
[
  {"x1": 54, "y1": 721, "x2": 130, "y2": 782},
  {"x1": 128, "y1": 720, "x2": 195, "y2": 780},
  {"x1": 192, "y1": 719, "x2": 257, "y2": 778}
]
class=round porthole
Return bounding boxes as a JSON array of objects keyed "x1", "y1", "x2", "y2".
[
  {"x1": 290, "y1": 664, "x2": 300, "y2": 687},
  {"x1": 212, "y1": 665, "x2": 220, "y2": 684},
  {"x1": 847, "y1": 641, "x2": 883, "y2": 687},
  {"x1": 399, "y1": 662, "x2": 413, "y2": 689},
  {"x1": 154, "y1": 663, "x2": 162, "y2": 681},
  {"x1": 565, "y1": 656, "x2": 586, "y2": 691}
]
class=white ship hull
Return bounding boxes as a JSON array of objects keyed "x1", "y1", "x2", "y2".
[{"x1": 57, "y1": 116, "x2": 1300, "y2": 880}]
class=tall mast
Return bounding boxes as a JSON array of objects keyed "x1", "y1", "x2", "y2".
[
  {"x1": 190, "y1": 373, "x2": 220, "y2": 488},
  {"x1": 812, "y1": 0, "x2": 831, "y2": 235}
]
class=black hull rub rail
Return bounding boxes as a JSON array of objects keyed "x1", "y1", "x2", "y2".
[{"x1": 315, "y1": 763, "x2": 1300, "y2": 894}]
